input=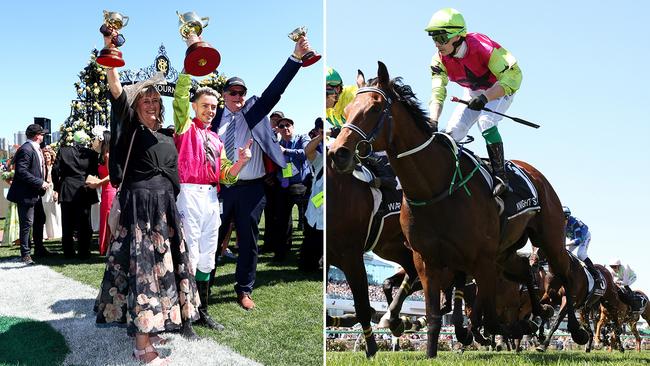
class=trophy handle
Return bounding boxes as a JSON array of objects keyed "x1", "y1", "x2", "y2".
[
  {"x1": 176, "y1": 11, "x2": 183, "y2": 21},
  {"x1": 201, "y1": 17, "x2": 210, "y2": 28},
  {"x1": 122, "y1": 16, "x2": 129, "y2": 27}
]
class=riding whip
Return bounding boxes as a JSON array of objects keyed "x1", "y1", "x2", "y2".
[{"x1": 451, "y1": 97, "x2": 540, "y2": 129}]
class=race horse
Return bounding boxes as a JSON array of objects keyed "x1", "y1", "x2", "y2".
[
  {"x1": 325, "y1": 155, "x2": 421, "y2": 357},
  {"x1": 594, "y1": 271, "x2": 650, "y2": 352},
  {"x1": 535, "y1": 259, "x2": 608, "y2": 352},
  {"x1": 328, "y1": 61, "x2": 589, "y2": 357}
]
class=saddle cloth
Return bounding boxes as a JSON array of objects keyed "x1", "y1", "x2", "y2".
[
  {"x1": 567, "y1": 250, "x2": 606, "y2": 306},
  {"x1": 461, "y1": 149, "x2": 541, "y2": 220},
  {"x1": 352, "y1": 164, "x2": 402, "y2": 252}
]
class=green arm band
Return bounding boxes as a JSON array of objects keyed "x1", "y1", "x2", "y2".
[
  {"x1": 219, "y1": 148, "x2": 239, "y2": 185},
  {"x1": 195, "y1": 269, "x2": 211, "y2": 282},
  {"x1": 172, "y1": 73, "x2": 193, "y2": 135},
  {"x1": 488, "y1": 47, "x2": 522, "y2": 95},
  {"x1": 429, "y1": 54, "x2": 449, "y2": 105}
]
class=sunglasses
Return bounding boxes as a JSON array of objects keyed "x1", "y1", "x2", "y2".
[
  {"x1": 326, "y1": 86, "x2": 341, "y2": 95},
  {"x1": 228, "y1": 90, "x2": 246, "y2": 97},
  {"x1": 277, "y1": 124, "x2": 292, "y2": 129}
]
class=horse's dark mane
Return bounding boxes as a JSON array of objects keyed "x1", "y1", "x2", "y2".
[{"x1": 369, "y1": 77, "x2": 436, "y2": 135}]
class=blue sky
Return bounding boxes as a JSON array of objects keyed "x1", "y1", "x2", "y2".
[
  {"x1": 0, "y1": 1, "x2": 323, "y2": 141},
  {"x1": 327, "y1": 1, "x2": 650, "y2": 292}
]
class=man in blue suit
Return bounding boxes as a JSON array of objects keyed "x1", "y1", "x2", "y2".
[
  {"x1": 210, "y1": 37, "x2": 311, "y2": 310},
  {"x1": 7, "y1": 124, "x2": 50, "y2": 264}
]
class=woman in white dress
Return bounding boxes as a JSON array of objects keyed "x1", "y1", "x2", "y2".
[{"x1": 42, "y1": 147, "x2": 62, "y2": 239}]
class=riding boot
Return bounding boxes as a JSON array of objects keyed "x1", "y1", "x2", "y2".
[
  {"x1": 582, "y1": 257, "x2": 600, "y2": 282},
  {"x1": 486, "y1": 142, "x2": 511, "y2": 196},
  {"x1": 195, "y1": 280, "x2": 225, "y2": 331}
]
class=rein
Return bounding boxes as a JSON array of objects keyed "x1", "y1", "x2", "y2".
[{"x1": 344, "y1": 86, "x2": 480, "y2": 207}]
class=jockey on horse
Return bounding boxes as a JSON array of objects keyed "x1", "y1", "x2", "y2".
[
  {"x1": 425, "y1": 7, "x2": 522, "y2": 196},
  {"x1": 563, "y1": 206, "x2": 601, "y2": 283},
  {"x1": 609, "y1": 259, "x2": 646, "y2": 312}
]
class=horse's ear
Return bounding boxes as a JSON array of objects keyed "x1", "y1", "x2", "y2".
[
  {"x1": 356, "y1": 69, "x2": 366, "y2": 87},
  {"x1": 377, "y1": 61, "x2": 389, "y2": 87}
]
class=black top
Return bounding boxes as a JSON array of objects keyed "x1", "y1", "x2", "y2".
[
  {"x1": 52, "y1": 145, "x2": 99, "y2": 204},
  {"x1": 6, "y1": 141, "x2": 45, "y2": 205},
  {"x1": 109, "y1": 90, "x2": 180, "y2": 196}
]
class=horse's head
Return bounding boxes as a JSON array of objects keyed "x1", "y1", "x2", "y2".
[{"x1": 329, "y1": 61, "x2": 394, "y2": 174}]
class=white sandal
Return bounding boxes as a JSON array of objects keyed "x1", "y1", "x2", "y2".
[{"x1": 132, "y1": 345, "x2": 170, "y2": 365}]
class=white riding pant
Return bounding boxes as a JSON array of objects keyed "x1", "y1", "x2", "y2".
[
  {"x1": 445, "y1": 88, "x2": 515, "y2": 142},
  {"x1": 176, "y1": 183, "x2": 221, "y2": 275},
  {"x1": 566, "y1": 232, "x2": 591, "y2": 261}
]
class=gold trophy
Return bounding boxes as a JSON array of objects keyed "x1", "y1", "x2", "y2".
[
  {"x1": 97, "y1": 10, "x2": 129, "y2": 67},
  {"x1": 177, "y1": 11, "x2": 221, "y2": 76},
  {"x1": 288, "y1": 26, "x2": 321, "y2": 67}
]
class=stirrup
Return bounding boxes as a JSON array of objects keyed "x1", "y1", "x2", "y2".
[
  {"x1": 492, "y1": 176, "x2": 510, "y2": 197},
  {"x1": 132, "y1": 345, "x2": 169, "y2": 365}
]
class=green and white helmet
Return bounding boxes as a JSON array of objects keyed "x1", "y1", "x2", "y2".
[
  {"x1": 425, "y1": 8, "x2": 467, "y2": 43},
  {"x1": 326, "y1": 67, "x2": 343, "y2": 86}
]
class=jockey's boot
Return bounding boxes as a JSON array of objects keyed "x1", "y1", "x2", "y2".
[
  {"x1": 487, "y1": 142, "x2": 511, "y2": 196},
  {"x1": 195, "y1": 280, "x2": 225, "y2": 331},
  {"x1": 583, "y1": 257, "x2": 600, "y2": 283}
]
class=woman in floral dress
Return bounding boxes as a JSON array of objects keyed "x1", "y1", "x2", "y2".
[{"x1": 94, "y1": 33, "x2": 200, "y2": 365}]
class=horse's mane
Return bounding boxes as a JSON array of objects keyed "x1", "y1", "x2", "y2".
[{"x1": 368, "y1": 77, "x2": 437, "y2": 135}]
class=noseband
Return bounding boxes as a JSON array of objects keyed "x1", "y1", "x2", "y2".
[{"x1": 342, "y1": 87, "x2": 393, "y2": 160}]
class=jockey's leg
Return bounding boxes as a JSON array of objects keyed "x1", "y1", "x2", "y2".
[
  {"x1": 483, "y1": 126, "x2": 510, "y2": 196},
  {"x1": 582, "y1": 257, "x2": 600, "y2": 283}
]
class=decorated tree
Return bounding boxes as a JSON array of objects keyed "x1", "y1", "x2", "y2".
[{"x1": 58, "y1": 49, "x2": 110, "y2": 147}]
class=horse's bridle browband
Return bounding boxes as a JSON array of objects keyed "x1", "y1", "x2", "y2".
[{"x1": 342, "y1": 87, "x2": 393, "y2": 160}]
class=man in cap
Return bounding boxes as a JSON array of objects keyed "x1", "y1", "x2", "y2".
[
  {"x1": 210, "y1": 35, "x2": 311, "y2": 310},
  {"x1": 7, "y1": 124, "x2": 51, "y2": 264},
  {"x1": 276, "y1": 116, "x2": 311, "y2": 262}
]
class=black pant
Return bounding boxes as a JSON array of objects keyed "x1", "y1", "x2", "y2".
[
  {"x1": 275, "y1": 184, "x2": 309, "y2": 260},
  {"x1": 299, "y1": 223, "x2": 322, "y2": 271},
  {"x1": 262, "y1": 177, "x2": 283, "y2": 253},
  {"x1": 17, "y1": 199, "x2": 45, "y2": 257},
  {"x1": 61, "y1": 201, "x2": 92, "y2": 258}
]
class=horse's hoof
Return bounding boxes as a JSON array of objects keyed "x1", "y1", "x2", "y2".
[
  {"x1": 541, "y1": 304, "x2": 555, "y2": 319},
  {"x1": 366, "y1": 337, "x2": 378, "y2": 358},
  {"x1": 571, "y1": 328, "x2": 590, "y2": 345},
  {"x1": 535, "y1": 345, "x2": 546, "y2": 352},
  {"x1": 389, "y1": 317, "x2": 405, "y2": 337}
]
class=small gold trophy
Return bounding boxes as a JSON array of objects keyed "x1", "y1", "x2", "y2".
[
  {"x1": 177, "y1": 11, "x2": 221, "y2": 76},
  {"x1": 97, "y1": 10, "x2": 129, "y2": 67},
  {"x1": 288, "y1": 26, "x2": 321, "y2": 67}
]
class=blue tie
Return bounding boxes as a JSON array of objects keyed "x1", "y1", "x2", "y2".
[{"x1": 224, "y1": 113, "x2": 237, "y2": 161}]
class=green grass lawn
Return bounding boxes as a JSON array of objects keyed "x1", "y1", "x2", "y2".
[
  {"x1": 326, "y1": 350, "x2": 650, "y2": 365},
  {"x1": 0, "y1": 211, "x2": 324, "y2": 366}
]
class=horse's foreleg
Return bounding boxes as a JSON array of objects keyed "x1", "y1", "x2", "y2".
[
  {"x1": 416, "y1": 252, "x2": 442, "y2": 358},
  {"x1": 384, "y1": 274, "x2": 421, "y2": 336},
  {"x1": 326, "y1": 314, "x2": 359, "y2": 327},
  {"x1": 594, "y1": 306, "x2": 607, "y2": 349},
  {"x1": 536, "y1": 296, "x2": 568, "y2": 352},
  {"x1": 451, "y1": 271, "x2": 473, "y2": 345},
  {"x1": 580, "y1": 309, "x2": 594, "y2": 353},
  {"x1": 561, "y1": 280, "x2": 590, "y2": 345},
  {"x1": 342, "y1": 257, "x2": 377, "y2": 358},
  {"x1": 630, "y1": 321, "x2": 641, "y2": 352}
]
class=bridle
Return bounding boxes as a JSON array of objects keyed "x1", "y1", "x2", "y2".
[{"x1": 342, "y1": 87, "x2": 393, "y2": 160}]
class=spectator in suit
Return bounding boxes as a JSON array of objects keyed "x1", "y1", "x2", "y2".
[
  {"x1": 276, "y1": 117, "x2": 311, "y2": 262},
  {"x1": 52, "y1": 130, "x2": 99, "y2": 259},
  {"x1": 210, "y1": 36, "x2": 311, "y2": 310},
  {"x1": 7, "y1": 124, "x2": 50, "y2": 264}
]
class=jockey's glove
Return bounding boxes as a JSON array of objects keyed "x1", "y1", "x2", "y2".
[{"x1": 467, "y1": 94, "x2": 488, "y2": 111}]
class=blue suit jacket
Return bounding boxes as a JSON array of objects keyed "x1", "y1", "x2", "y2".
[
  {"x1": 7, "y1": 141, "x2": 45, "y2": 205},
  {"x1": 211, "y1": 58, "x2": 301, "y2": 168}
]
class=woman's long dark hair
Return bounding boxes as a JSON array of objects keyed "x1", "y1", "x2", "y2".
[{"x1": 99, "y1": 130, "x2": 111, "y2": 165}]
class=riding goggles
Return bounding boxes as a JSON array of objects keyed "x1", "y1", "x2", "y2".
[{"x1": 428, "y1": 31, "x2": 454, "y2": 44}]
